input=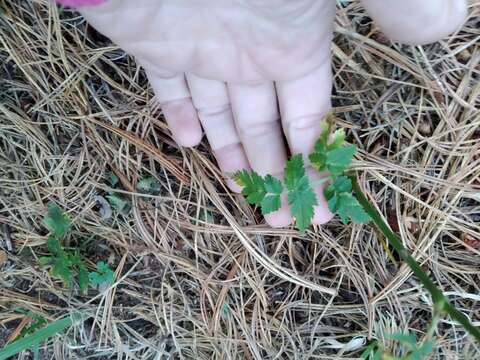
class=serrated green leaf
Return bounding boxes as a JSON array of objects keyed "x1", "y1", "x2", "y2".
[
  {"x1": 68, "y1": 252, "x2": 83, "y2": 266},
  {"x1": 329, "y1": 128, "x2": 346, "y2": 150},
  {"x1": 325, "y1": 176, "x2": 352, "y2": 201},
  {"x1": 137, "y1": 177, "x2": 161, "y2": 194},
  {"x1": 247, "y1": 173, "x2": 266, "y2": 204},
  {"x1": 261, "y1": 195, "x2": 281, "y2": 215},
  {"x1": 46, "y1": 235, "x2": 62, "y2": 256},
  {"x1": 324, "y1": 176, "x2": 370, "y2": 224},
  {"x1": 234, "y1": 172, "x2": 283, "y2": 215},
  {"x1": 288, "y1": 178, "x2": 317, "y2": 231},
  {"x1": 78, "y1": 264, "x2": 89, "y2": 294},
  {"x1": 260, "y1": 175, "x2": 283, "y2": 215},
  {"x1": 234, "y1": 170, "x2": 267, "y2": 206},
  {"x1": 310, "y1": 124, "x2": 356, "y2": 175},
  {"x1": 50, "y1": 256, "x2": 72, "y2": 287},
  {"x1": 107, "y1": 195, "x2": 131, "y2": 215},
  {"x1": 43, "y1": 204, "x2": 71, "y2": 239},
  {"x1": 334, "y1": 175, "x2": 353, "y2": 193},
  {"x1": 97, "y1": 261, "x2": 111, "y2": 274},
  {"x1": 89, "y1": 261, "x2": 115, "y2": 288},
  {"x1": 284, "y1": 155, "x2": 317, "y2": 231},
  {"x1": 348, "y1": 204, "x2": 371, "y2": 223},
  {"x1": 88, "y1": 273, "x2": 101, "y2": 287},
  {"x1": 336, "y1": 193, "x2": 370, "y2": 224},
  {"x1": 284, "y1": 154, "x2": 305, "y2": 189},
  {"x1": 318, "y1": 121, "x2": 330, "y2": 150},
  {"x1": 327, "y1": 193, "x2": 338, "y2": 213},
  {"x1": 326, "y1": 144, "x2": 356, "y2": 175},
  {"x1": 43, "y1": 235, "x2": 73, "y2": 287},
  {"x1": 41, "y1": 208, "x2": 90, "y2": 292},
  {"x1": 232, "y1": 170, "x2": 249, "y2": 187},
  {"x1": 264, "y1": 175, "x2": 283, "y2": 195},
  {"x1": 309, "y1": 152, "x2": 327, "y2": 172}
]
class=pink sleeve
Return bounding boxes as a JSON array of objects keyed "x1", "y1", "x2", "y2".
[{"x1": 56, "y1": 0, "x2": 106, "y2": 7}]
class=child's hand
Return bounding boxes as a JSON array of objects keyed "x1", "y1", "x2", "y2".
[{"x1": 74, "y1": 0, "x2": 467, "y2": 227}]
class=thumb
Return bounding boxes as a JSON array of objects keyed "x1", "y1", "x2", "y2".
[{"x1": 360, "y1": 0, "x2": 468, "y2": 45}]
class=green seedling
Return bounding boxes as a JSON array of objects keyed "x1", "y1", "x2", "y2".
[
  {"x1": 325, "y1": 176, "x2": 370, "y2": 224},
  {"x1": 234, "y1": 120, "x2": 370, "y2": 231},
  {"x1": 40, "y1": 204, "x2": 114, "y2": 293},
  {"x1": 89, "y1": 261, "x2": 115, "y2": 288},
  {"x1": 104, "y1": 172, "x2": 131, "y2": 215},
  {"x1": 40, "y1": 204, "x2": 89, "y2": 293},
  {"x1": 137, "y1": 176, "x2": 161, "y2": 195},
  {"x1": 106, "y1": 194, "x2": 131, "y2": 215}
]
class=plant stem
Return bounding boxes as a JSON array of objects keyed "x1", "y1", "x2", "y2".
[{"x1": 349, "y1": 175, "x2": 480, "y2": 342}]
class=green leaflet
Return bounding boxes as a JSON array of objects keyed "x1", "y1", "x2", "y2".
[
  {"x1": 41, "y1": 205, "x2": 91, "y2": 291},
  {"x1": 137, "y1": 176, "x2": 161, "y2": 195},
  {"x1": 106, "y1": 194, "x2": 131, "y2": 215},
  {"x1": 284, "y1": 155, "x2": 317, "y2": 231},
  {"x1": 309, "y1": 126, "x2": 356, "y2": 176},
  {"x1": 325, "y1": 176, "x2": 370, "y2": 224},
  {"x1": 235, "y1": 120, "x2": 368, "y2": 230},
  {"x1": 89, "y1": 261, "x2": 115, "y2": 288},
  {"x1": 261, "y1": 175, "x2": 283, "y2": 215},
  {"x1": 326, "y1": 145, "x2": 357, "y2": 175},
  {"x1": 234, "y1": 171, "x2": 283, "y2": 215},
  {"x1": 43, "y1": 204, "x2": 71, "y2": 239}
]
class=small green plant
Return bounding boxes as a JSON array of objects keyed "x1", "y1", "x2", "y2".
[
  {"x1": 104, "y1": 171, "x2": 131, "y2": 215},
  {"x1": 137, "y1": 176, "x2": 161, "y2": 195},
  {"x1": 0, "y1": 205, "x2": 118, "y2": 359},
  {"x1": 234, "y1": 115, "x2": 480, "y2": 343},
  {"x1": 234, "y1": 120, "x2": 370, "y2": 230},
  {"x1": 89, "y1": 261, "x2": 115, "y2": 288},
  {"x1": 40, "y1": 204, "x2": 115, "y2": 293},
  {"x1": 106, "y1": 194, "x2": 131, "y2": 214},
  {"x1": 40, "y1": 204, "x2": 89, "y2": 293}
]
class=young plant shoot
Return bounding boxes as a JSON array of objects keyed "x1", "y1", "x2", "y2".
[{"x1": 234, "y1": 119, "x2": 370, "y2": 230}]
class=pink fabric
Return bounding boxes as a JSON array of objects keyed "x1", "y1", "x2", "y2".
[{"x1": 56, "y1": 0, "x2": 106, "y2": 7}]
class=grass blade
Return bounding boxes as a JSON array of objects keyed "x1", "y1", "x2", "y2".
[{"x1": 0, "y1": 313, "x2": 83, "y2": 360}]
